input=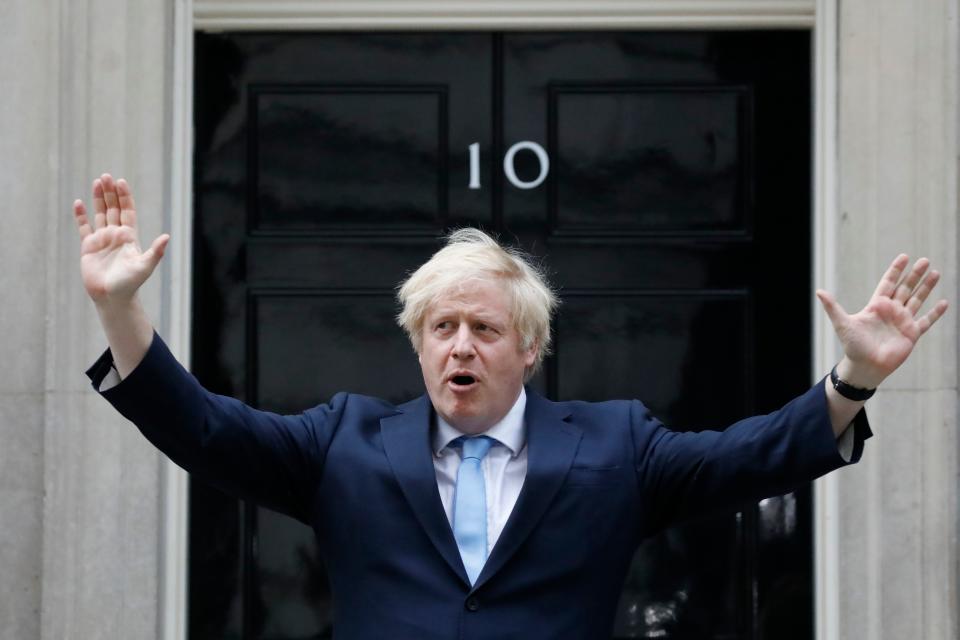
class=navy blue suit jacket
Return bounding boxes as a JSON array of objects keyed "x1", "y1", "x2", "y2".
[{"x1": 87, "y1": 333, "x2": 869, "y2": 639}]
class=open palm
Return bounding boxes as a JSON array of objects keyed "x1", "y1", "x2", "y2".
[
  {"x1": 73, "y1": 174, "x2": 169, "y2": 303},
  {"x1": 817, "y1": 255, "x2": 948, "y2": 388}
]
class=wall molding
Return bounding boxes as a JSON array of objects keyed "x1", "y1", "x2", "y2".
[
  {"x1": 811, "y1": 1, "x2": 840, "y2": 639},
  {"x1": 194, "y1": 0, "x2": 816, "y2": 30},
  {"x1": 164, "y1": 1, "x2": 194, "y2": 640}
]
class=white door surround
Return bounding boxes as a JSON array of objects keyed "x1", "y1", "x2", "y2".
[{"x1": 168, "y1": 2, "x2": 835, "y2": 640}]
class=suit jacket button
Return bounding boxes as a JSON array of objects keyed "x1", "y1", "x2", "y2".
[{"x1": 465, "y1": 597, "x2": 480, "y2": 611}]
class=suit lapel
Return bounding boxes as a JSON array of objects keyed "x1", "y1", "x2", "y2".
[
  {"x1": 380, "y1": 395, "x2": 469, "y2": 586},
  {"x1": 473, "y1": 389, "x2": 581, "y2": 591}
]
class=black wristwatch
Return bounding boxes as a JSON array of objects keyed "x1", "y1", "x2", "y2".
[{"x1": 829, "y1": 364, "x2": 876, "y2": 401}]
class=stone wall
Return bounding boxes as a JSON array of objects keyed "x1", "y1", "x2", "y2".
[
  {"x1": 834, "y1": 0, "x2": 959, "y2": 638},
  {"x1": 0, "y1": 0, "x2": 174, "y2": 637}
]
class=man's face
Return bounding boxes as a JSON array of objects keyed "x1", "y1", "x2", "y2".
[{"x1": 419, "y1": 279, "x2": 537, "y2": 434}]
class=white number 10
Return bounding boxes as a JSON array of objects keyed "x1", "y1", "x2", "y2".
[{"x1": 468, "y1": 141, "x2": 550, "y2": 190}]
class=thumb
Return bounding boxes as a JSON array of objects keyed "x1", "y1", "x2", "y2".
[
  {"x1": 141, "y1": 234, "x2": 170, "y2": 271},
  {"x1": 815, "y1": 289, "x2": 848, "y2": 330}
]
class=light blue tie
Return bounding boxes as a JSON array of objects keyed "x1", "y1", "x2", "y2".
[{"x1": 452, "y1": 436, "x2": 494, "y2": 585}]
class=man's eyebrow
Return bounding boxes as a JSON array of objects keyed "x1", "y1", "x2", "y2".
[
  {"x1": 470, "y1": 314, "x2": 508, "y2": 330},
  {"x1": 427, "y1": 308, "x2": 504, "y2": 324}
]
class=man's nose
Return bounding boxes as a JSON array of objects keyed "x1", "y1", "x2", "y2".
[{"x1": 452, "y1": 325, "x2": 476, "y2": 359}]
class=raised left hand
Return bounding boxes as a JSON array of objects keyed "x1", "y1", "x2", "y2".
[{"x1": 816, "y1": 254, "x2": 949, "y2": 389}]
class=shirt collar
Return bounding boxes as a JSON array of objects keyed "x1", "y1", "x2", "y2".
[{"x1": 433, "y1": 387, "x2": 527, "y2": 458}]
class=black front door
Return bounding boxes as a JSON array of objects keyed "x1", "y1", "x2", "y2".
[{"x1": 193, "y1": 31, "x2": 812, "y2": 639}]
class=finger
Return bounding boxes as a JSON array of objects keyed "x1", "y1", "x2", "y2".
[
  {"x1": 141, "y1": 234, "x2": 170, "y2": 272},
  {"x1": 73, "y1": 199, "x2": 93, "y2": 239},
  {"x1": 92, "y1": 179, "x2": 107, "y2": 230},
  {"x1": 101, "y1": 173, "x2": 121, "y2": 226},
  {"x1": 82, "y1": 229, "x2": 110, "y2": 254},
  {"x1": 816, "y1": 289, "x2": 849, "y2": 331},
  {"x1": 893, "y1": 257, "x2": 930, "y2": 303},
  {"x1": 906, "y1": 270, "x2": 940, "y2": 315},
  {"x1": 917, "y1": 299, "x2": 949, "y2": 336},
  {"x1": 873, "y1": 254, "x2": 910, "y2": 298},
  {"x1": 117, "y1": 178, "x2": 138, "y2": 228}
]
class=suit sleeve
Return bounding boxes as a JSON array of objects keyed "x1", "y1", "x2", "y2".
[
  {"x1": 86, "y1": 332, "x2": 343, "y2": 524},
  {"x1": 631, "y1": 380, "x2": 872, "y2": 533}
]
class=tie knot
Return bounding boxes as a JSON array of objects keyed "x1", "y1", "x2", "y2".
[{"x1": 456, "y1": 435, "x2": 494, "y2": 461}]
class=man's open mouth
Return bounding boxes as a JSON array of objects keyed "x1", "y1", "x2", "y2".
[{"x1": 450, "y1": 375, "x2": 476, "y2": 386}]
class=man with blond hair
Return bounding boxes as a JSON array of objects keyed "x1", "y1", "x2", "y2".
[{"x1": 75, "y1": 174, "x2": 947, "y2": 639}]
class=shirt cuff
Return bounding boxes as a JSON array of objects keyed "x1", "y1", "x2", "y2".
[
  {"x1": 836, "y1": 423, "x2": 855, "y2": 462},
  {"x1": 99, "y1": 365, "x2": 122, "y2": 392},
  {"x1": 85, "y1": 335, "x2": 154, "y2": 393}
]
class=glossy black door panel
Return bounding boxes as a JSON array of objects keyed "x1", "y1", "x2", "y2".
[
  {"x1": 252, "y1": 292, "x2": 424, "y2": 409},
  {"x1": 556, "y1": 293, "x2": 750, "y2": 425},
  {"x1": 502, "y1": 31, "x2": 811, "y2": 639},
  {"x1": 617, "y1": 517, "x2": 743, "y2": 638},
  {"x1": 193, "y1": 32, "x2": 495, "y2": 638},
  {"x1": 552, "y1": 87, "x2": 749, "y2": 233},
  {"x1": 194, "y1": 30, "x2": 812, "y2": 640},
  {"x1": 253, "y1": 87, "x2": 447, "y2": 230}
]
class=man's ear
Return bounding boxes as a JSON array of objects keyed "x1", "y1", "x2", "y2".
[{"x1": 523, "y1": 338, "x2": 539, "y2": 367}]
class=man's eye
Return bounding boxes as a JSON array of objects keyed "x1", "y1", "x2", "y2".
[{"x1": 435, "y1": 321, "x2": 451, "y2": 331}]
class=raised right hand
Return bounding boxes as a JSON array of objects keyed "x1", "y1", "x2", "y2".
[{"x1": 73, "y1": 174, "x2": 169, "y2": 305}]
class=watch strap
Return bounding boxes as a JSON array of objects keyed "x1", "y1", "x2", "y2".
[{"x1": 830, "y1": 364, "x2": 877, "y2": 401}]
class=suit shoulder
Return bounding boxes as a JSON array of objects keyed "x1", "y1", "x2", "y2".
[
  {"x1": 304, "y1": 391, "x2": 401, "y2": 420},
  {"x1": 551, "y1": 397, "x2": 642, "y2": 429},
  {"x1": 553, "y1": 397, "x2": 642, "y2": 412}
]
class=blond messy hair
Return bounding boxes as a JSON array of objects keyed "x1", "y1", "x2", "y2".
[{"x1": 396, "y1": 228, "x2": 558, "y2": 379}]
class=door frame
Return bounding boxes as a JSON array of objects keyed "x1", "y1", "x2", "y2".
[{"x1": 166, "y1": 2, "x2": 841, "y2": 639}]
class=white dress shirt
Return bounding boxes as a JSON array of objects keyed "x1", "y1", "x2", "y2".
[{"x1": 432, "y1": 387, "x2": 528, "y2": 555}]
